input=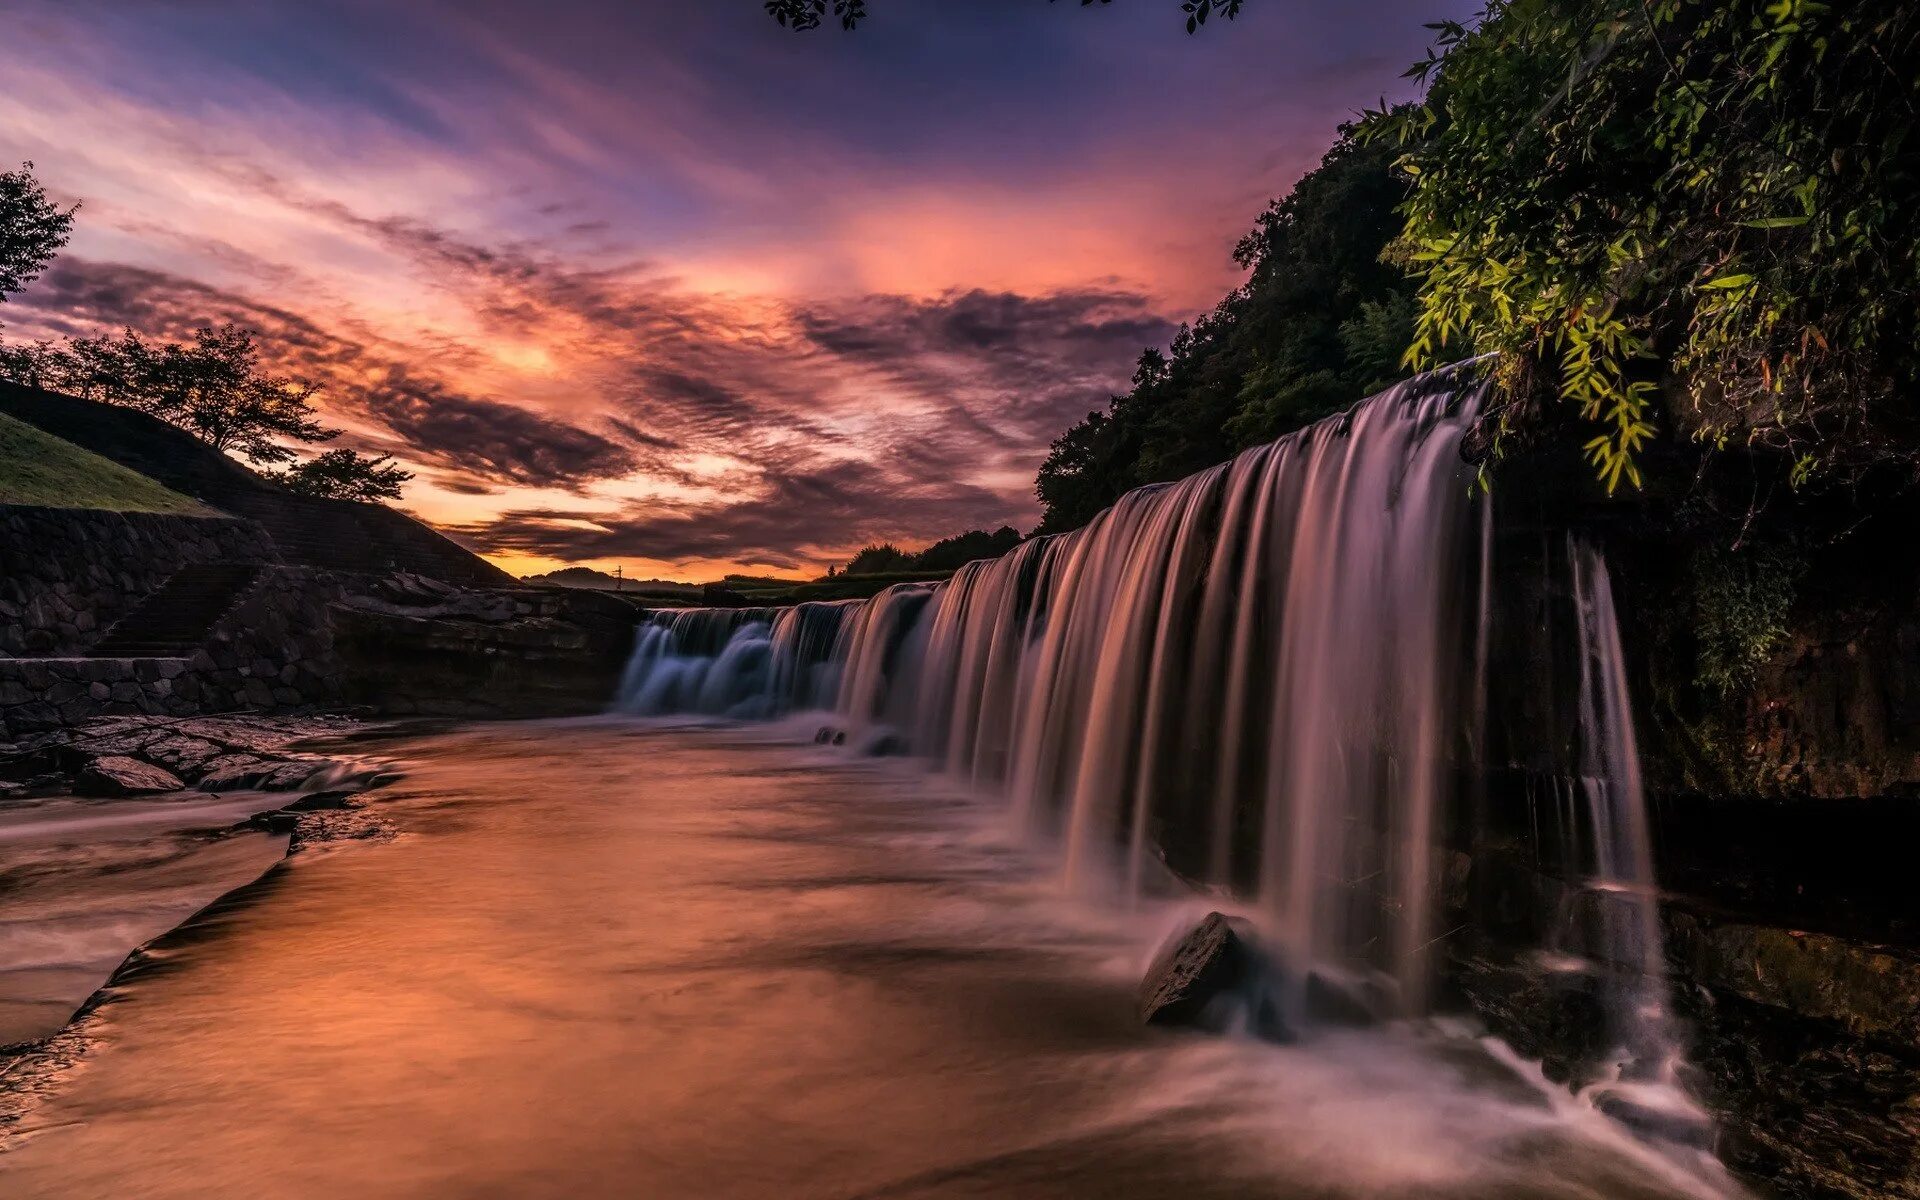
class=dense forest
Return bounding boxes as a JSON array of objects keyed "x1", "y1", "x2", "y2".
[
  {"x1": 1033, "y1": 2, "x2": 1919, "y2": 531},
  {"x1": 838, "y1": 526, "x2": 1023, "y2": 576}
]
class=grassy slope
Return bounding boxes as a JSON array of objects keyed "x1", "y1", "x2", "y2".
[{"x1": 0, "y1": 411, "x2": 214, "y2": 515}]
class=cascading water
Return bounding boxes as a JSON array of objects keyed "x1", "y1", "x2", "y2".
[
  {"x1": 618, "y1": 368, "x2": 1491, "y2": 1005},
  {"x1": 1561, "y1": 542, "x2": 1709, "y2": 1143},
  {"x1": 612, "y1": 366, "x2": 1691, "y2": 1115}
]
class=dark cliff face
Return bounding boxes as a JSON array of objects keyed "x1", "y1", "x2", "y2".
[
  {"x1": 328, "y1": 576, "x2": 644, "y2": 718},
  {"x1": 1463, "y1": 467, "x2": 1920, "y2": 1200}
]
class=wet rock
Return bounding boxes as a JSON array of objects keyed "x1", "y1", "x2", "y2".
[
  {"x1": 75, "y1": 755, "x2": 184, "y2": 796},
  {"x1": 197, "y1": 755, "x2": 269, "y2": 791},
  {"x1": 246, "y1": 809, "x2": 300, "y2": 834},
  {"x1": 261, "y1": 761, "x2": 319, "y2": 790},
  {"x1": 1138, "y1": 911, "x2": 1289, "y2": 1039},
  {"x1": 282, "y1": 789, "x2": 358, "y2": 812},
  {"x1": 1591, "y1": 1085, "x2": 1716, "y2": 1151},
  {"x1": 1304, "y1": 967, "x2": 1391, "y2": 1027}
]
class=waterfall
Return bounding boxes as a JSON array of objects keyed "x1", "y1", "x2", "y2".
[
  {"x1": 1563, "y1": 542, "x2": 1707, "y2": 1141},
  {"x1": 615, "y1": 368, "x2": 1493, "y2": 1006},
  {"x1": 611, "y1": 363, "x2": 1710, "y2": 1153}
]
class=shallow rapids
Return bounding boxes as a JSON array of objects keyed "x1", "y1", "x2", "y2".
[{"x1": 3, "y1": 721, "x2": 1739, "y2": 1199}]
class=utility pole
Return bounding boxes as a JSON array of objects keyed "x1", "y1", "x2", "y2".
[{"x1": 615, "y1": 564, "x2": 622, "y2": 592}]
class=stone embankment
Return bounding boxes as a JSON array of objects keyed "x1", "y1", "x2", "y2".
[{"x1": 0, "y1": 506, "x2": 277, "y2": 657}]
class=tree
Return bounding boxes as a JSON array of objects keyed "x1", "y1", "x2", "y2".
[
  {"x1": 0, "y1": 163, "x2": 76, "y2": 315},
  {"x1": 1373, "y1": 2, "x2": 1920, "y2": 491},
  {"x1": 834, "y1": 527, "x2": 1023, "y2": 575},
  {"x1": 763, "y1": 0, "x2": 1246, "y2": 34},
  {"x1": 0, "y1": 338, "x2": 66, "y2": 389},
  {"x1": 1034, "y1": 122, "x2": 1418, "y2": 532},
  {"x1": 842, "y1": 543, "x2": 915, "y2": 574},
  {"x1": 28, "y1": 324, "x2": 336, "y2": 466},
  {"x1": 271, "y1": 448, "x2": 413, "y2": 501}
]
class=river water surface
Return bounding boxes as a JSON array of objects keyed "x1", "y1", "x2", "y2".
[{"x1": 2, "y1": 720, "x2": 1736, "y2": 1199}]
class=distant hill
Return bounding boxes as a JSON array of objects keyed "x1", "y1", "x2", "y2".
[
  {"x1": 0, "y1": 411, "x2": 212, "y2": 516},
  {"x1": 0, "y1": 381, "x2": 514, "y2": 586},
  {"x1": 522, "y1": 566, "x2": 701, "y2": 597}
]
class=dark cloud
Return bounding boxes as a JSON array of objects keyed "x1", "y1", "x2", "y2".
[
  {"x1": 354, "y1": 369, "x2": 638, "y2": 490},
  {"x1": 451, "y1": 457, "x2": 1010, "y2": 571},
  {"x1": 8, "y1": 258, "x2": 1175, "y2": 567},
  {"x1": 796, "y1": 287, "x2": 1176, "y2": 442}
]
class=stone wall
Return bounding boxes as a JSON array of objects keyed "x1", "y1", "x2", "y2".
[
  {"x1": 0, "y1": 505, "x2": 278, "y2": 657},
  {"x1": 0, "y1": 565, "x2": 340, "y2": 739},
  {"x1": 328, "y1": 576, "x2": 642, "y2": 717}
]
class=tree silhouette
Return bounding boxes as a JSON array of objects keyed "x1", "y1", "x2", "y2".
[
  {"x1": 273, "y1": 447, "x2": 413, "y2": 501},
  {"x1": 0, "y1": 163, "x2": 77, "y2": 316},
  {"x1": 26, "y1": 324, "x2": 336, "y2": 467}
]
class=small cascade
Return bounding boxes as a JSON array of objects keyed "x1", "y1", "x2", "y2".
[
  {"x1": 1563, "y1": 543, "x2": 1711, "y2": 1145},
  {"x1": 614, "y1": 602, "x2": 858, "y2": 717}
]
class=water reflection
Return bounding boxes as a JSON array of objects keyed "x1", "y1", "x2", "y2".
[{"x1": 4, "y1": 722, "x2": 1734, "y2": 1198}]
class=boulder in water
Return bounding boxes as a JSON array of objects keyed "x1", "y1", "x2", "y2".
[
  {"x1": 1304, "y1": 967, "x2": 1392, "y2": 1027},
  {"x1": 75, "y1": 755, "x2": 184, "y2": 796},
  {"x1": 1138, "y1": 911, "x2": 1290, "y2": 1040},
  {"x1": 1590, "y1": 1084, "x2": 1716, "y2": 1151}
]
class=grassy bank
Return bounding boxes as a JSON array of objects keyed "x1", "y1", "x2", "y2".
[{"x1": 0, "y1": 411, "x2": 213, "y2": 515}]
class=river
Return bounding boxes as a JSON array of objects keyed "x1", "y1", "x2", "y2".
[{"x1": 0, "y1": 718, "x2": 1744, "y2": 1198}]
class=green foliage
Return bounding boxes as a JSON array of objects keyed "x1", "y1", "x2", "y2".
[
  {"x1": 843, "y1": 543, "x2": 913, "y2": 575},
  {"x1": 271, "y1": 447, "x2": 413, "y2": 502},
  {"x1": 0, "y1": 163, "x2": 76, "y2": 313},
  {"x1": 1372, "y1": 1, "x2": 1920, "y2": 491},
  {"x1": 1035, "y1": 124, "x2": 1418, "y2": 531},
  {"x1": 905, "y1": 526, "x2": 1023, "y2": 571},
  {"x1": 838, "y1": 527, "x2": 1021, "y2": 575},
  {"x1": 0, "y1": 324, "x2": 335, "y2": 466},
  {"x1": 1688, "y1": 536, "x2": 1806, "y2": 698},
  {"x1": 0, "y1": 411, "x2": 210, "y2": 515},
  {"x1": 763, "y1": 0, "x2": 1245, "y2": 34}
]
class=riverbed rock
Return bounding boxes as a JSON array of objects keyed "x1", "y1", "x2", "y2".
[
  {"x1": 75, "y1": 755, "x2": 184, "y2": 796},
  {"x1": 1138, "y1": 911, "x2": 1288, "y2": 1039},
  {"x1": 196, "y1": 755, "x2": 269, "y2": 791},
  {"x1": 1590, "y1": 1085, "x2": 1716, "y2": 1151},
  {"x1": 1304, "y1": 967, "x2": 1390, "y2": 1027}
]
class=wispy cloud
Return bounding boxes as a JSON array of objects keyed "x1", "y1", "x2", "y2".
[{"x1": 0, "y1": 0, "x2": 1465, "y2": 576}]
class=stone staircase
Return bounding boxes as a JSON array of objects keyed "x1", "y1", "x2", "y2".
[{"x1": 87, "y1": 562, "x2": 264, "y2": 657}]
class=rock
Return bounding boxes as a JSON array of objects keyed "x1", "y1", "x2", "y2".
[
  {"x1": 1591, "y1": 1085, "x2": 1716, "y2": 1151},
  {"x1": 246, "y1": 809, "x2": 300, "y2": 834},
  {"x1": 197, "y1": 755, "x2": 268, "y2": 791},
  {"x1": 282, "y1": 789, "x2": 358, "y2": 812},
  {"x1": 75, "y1": 755, "x2": 185, "y2": 796},
  {"x1": 261, "y1": 761, "x2": 319, "y2": 790},
  {"x1": 1138, "y1": 911, "x2": 1289, "y2": 1039},
  {"x1": 1304, "y1": 967, "x2": 1391, "y2": 1027}
]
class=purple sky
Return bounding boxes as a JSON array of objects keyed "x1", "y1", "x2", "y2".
[{"x1": 0, "y1": 0, "x2": 1470, "y2": 578}]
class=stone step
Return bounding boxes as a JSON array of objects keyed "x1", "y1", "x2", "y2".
[{"x1": 88, "y1": 563, "x2": 264, "y2": 657}]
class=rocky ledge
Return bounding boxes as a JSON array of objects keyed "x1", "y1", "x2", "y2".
[{"x1": 0, "y1": 711, "x2": 399, "y2": 801}]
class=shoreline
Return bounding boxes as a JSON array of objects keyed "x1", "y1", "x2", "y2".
[{"x1": 0, "y1": 719, "x2": 418, "y2": 1148}]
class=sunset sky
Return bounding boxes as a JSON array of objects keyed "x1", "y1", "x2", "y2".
[{"x1": 1, "y1": 0, "x2": 1469, "y2": 580}]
